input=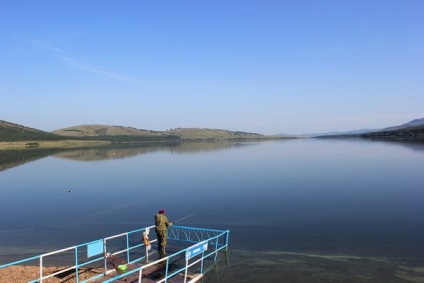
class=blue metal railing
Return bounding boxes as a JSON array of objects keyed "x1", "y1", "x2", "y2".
[{"x1": 0, "y1": 225, "x2": 229, "y2": 283}]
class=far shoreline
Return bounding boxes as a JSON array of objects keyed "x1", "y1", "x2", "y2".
[
  {"x1": 0, "y1": 140, "x2": 111, "y2": 150},
  {"x1": 0, "y1": 138, "x2": 290, "y2": 151}
]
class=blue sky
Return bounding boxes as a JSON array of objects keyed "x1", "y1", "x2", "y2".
[{"x1": 1, "y1": 0, "x2": 422, "y2": 135}]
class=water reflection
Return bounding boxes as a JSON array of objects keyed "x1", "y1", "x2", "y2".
[
  {"x1": 202, "y1": 251, "x2": 230, "y2": 283},
  {"x1": 0, "y1": 148, "x2": 62, "y2": 172},
  {"x1": 53, "y1": 144, "x2": 180, "y2": 161},
  {"x1": 367, "y1": 138, "x2": 424, "y2": 153},
  {"x1": 0, "y1": 141, "x2": 247, "y2": 170},
  {"x1": 2, "y1": 139, "x2": 422, "y2": 171},
  {"x1": 54, "y1": 141, "x2": 244, "y2": 161}
]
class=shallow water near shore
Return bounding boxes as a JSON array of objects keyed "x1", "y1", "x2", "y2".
[{"x1": 1, "y1": 139, "x2": 424, "y2": 282}]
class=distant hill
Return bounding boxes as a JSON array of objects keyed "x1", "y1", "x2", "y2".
[
  {"x1": 53, "y1": 125, "x2": 277, "y2": 141},
  {"x1": 381, "y1": 118, "x2": 424, "y2": 131},
  {"x1": 285, "y1": 128, "x2": 376, "y2": 138},
  {"x1": 0, "y1": 121, "x2": 179, "y2": 144},
  {"x1": 0, "y1": 120, "x2": 281, "y2": 147},
  {"x1": 165, "y1": 127, "x2": 271, "y2": 140},
  {"x1": 278, "y1": 118, "x2": 424, "y2": 138},
  {"x1": 0, "y1": 120, "x2": 64, "y2": 142},
  {"x1": 359, "y1": 118, "x2": 424, "y2": 140},
  {"x1": 361, "y1": 124, "x2": 424, "y2": 140},
  {"x1": 52, "y1": 124, "x2": 179, "y2": 142},
  {"x1": 312, "y1": 118, "x2": 424, "y2": 140}
]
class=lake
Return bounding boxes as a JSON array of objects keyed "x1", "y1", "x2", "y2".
[{"x1": 1, "y1": 138, "x2": 424, "y2": 282}]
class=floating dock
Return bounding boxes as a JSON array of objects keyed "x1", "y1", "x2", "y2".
[{"x1": 0, "y1": 225, "x2": 230, "y2": 283}]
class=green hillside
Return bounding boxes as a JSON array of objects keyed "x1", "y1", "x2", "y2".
[
  {"x1": 165, "y1": 127, "x2": 275, "y2": 140},
  {"x1": 1, "y1": 121, "x2": 281, "y2": 148},
  {"x1": 361, "y1": 125, "x2": 424, "y2": 140},
  {"x1": 53, "y1": 125, "x2": 278, "y2": 141},
  {"x1": 0, "y1": 120, "x2": 64, "y2": 142},
  {"x1": 53, "y1": 124, "x2": 167, "y2": 137},
  {"x1": 52, "y1": 124, "x2": 180, "y2": 142}
]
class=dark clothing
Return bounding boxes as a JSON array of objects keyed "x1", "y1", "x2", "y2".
[{"x1": 155, "y1": 213, "x2": 172, "y2": 258}]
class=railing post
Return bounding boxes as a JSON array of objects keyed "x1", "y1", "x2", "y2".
[
  {"x1": 225, "y1": 231, "x2": 230, "y2": 251},
  {"x1": 164, "y1": 258, "x2": 169, "y2": 283},
  {"x1": 138, "y1": 267, "x2": 144, "y2": 283},
  {"x1": 214, "y1": 239, "x2": 218, "y2": 262},
  {"x1": 103, "y1": 239, "x2": 107, "y2": 275},
  {"x1": 200, "y1": 251, "x2": 205, "y2": 274},
  {"x1": 39, "y1": 256, "x2": 43, "y2": 283},
  {"x1": 126, "y1": 233, "x2": 130, "y2": 264},
  {"x1": 184, "y1": 257, "x2": 189, "y2": 283},
  {"x1": 75, "y1": 246, "x2": 79, "y2": 283}
]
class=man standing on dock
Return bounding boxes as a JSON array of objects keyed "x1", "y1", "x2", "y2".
[{"x1": 155, "y1": 209, "x2": 173, "y2": 258}]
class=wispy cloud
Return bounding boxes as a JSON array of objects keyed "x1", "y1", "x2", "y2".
[
  {"x1": 29, "y1": 40, "x2": 70, "y2": 54},
  {"x1": 58, "y1": 55, "x2": 144, "y2": 84},
  {"x1": 28, "y1": 39, "x2": 144, "y2": 85}
]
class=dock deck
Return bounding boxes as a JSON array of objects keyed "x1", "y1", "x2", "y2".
[{"x1": 0, "y1": 225, "x2": 230, "y2": 283}]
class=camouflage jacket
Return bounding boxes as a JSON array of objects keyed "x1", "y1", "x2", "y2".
[{"x1": 155, "y1": 214, "x2": 171, "y2": 230}]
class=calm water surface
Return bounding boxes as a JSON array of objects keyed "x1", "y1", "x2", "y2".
[{"x1": 1, "y1": 138, "x2": 424, "y2": 282}]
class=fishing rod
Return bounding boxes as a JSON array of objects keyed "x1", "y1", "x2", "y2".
[{"x1": 173, "y1": 213, "x2": 195, "y2": 224}]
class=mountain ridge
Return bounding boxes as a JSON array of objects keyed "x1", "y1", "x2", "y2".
[
  {"x1": 277, "y1": 118, "x2": 424, "y2": 138},
  {"x1": 314, "y1": 118, "x2": 424, "y2": 140}
]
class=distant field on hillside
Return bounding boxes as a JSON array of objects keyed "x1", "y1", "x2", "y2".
[
  {"x1": 53, "y1": 125, "x2": 278, "y2": 140},
  {"x1": 52, "y1": 124, "x2": 181, "y2": 143},
  {"x1": 165, "y1": 127, "x2": 276, "y2": 140},
  {"x1": 1, "y1": 121, "x2": 284, "y2": 150},
  {"x1": 53, "y1": 124, "x2": 168, "y2": 137}
]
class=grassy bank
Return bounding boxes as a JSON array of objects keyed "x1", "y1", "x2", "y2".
[{"x1": 0, "y1": 140, "x2": 111, "y2": 150}]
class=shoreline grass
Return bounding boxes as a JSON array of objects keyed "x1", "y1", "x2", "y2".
[{"x1": 0, "y1": 140, "x2": 111, "y2": 150}]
